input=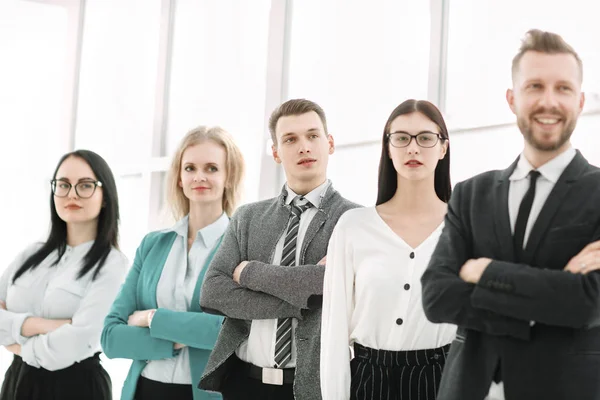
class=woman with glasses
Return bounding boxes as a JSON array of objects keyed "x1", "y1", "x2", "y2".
[
  {"x1": 102, "y1": 126, "x2": 245, "y2": 400},
  {"x1": 321, "y1": 100, "x2": 456, "y2": 400},
  {"x1": 0, "y1": 150, "x2": 128, "y2": 400}
]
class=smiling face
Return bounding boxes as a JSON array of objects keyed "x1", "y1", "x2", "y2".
[
  {"x1": 388, "y1": 112, "x2": 447, "y2": 182},
  {"x1": 179, "y1": 140, "x2": 227, "y2": 210},
  {"x1": 53, "y1": 156, "x2": 103, "y2": 225},
  {"x1": 507, "y1": 51, "x2": 585, "y2": 153},
  {"x1": 271, "y1": 111, "x2": 334, "y2": 193}
]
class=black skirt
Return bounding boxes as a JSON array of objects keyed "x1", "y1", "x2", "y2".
[{"x1": 0, "y1": 353, "x2": 112, "y2": 400}]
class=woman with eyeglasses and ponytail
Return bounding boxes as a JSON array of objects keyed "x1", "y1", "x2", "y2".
[
  {"x1": 0, "y1": 150, "x2": 128, "y2": 400},
  {"x1": 321, "y1": 100, "x2": 456, "y2": 400}
]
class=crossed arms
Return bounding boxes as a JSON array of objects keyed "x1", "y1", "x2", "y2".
[
  {"x1": 421, "y1": 181, "x2": 600, "y2": 340},
  {"x1": 200, "y1": 216, "x2": 326, "y2": 320}
]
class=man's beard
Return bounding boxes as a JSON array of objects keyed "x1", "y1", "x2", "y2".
[{"x1": 517, "y1": 109, "x2": 576, "y2": 151}]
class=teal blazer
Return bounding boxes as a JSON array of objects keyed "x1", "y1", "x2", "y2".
[{"x1": 101, "y1": 230, "x2": 223, "y2": 400}]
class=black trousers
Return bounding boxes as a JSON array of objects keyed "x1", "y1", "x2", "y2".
[
  {"x1": 221, "y1": 356, "x2": 294, "y2": 400},
  {"x1": 134, "y1": 376, "x2": 192, "y2": 400},
  {"x1": 0, "y1": 353, "x2": 111, "y2": 400},
  {"x1": 350, "y1": 343, "x2": 451, "y2": 400}
]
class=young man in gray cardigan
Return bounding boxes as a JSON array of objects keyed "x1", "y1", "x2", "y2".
[{"x1": 199, "y1": 99, "x2": 360, "y2": 399}]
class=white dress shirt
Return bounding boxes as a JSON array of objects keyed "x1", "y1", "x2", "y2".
[
  {"x1": 320, "y1": 207, "x2": 457, "y2": 400},
  {"x1": 508, "y1": 147, "x2": 577, "y2": 246},
  {"x1": 142, "y1": 213, "x2": 229, "y2": 384},
  {"x1": 487, "y1": 146, "x2": 576, "y2": 400},
  {"x1": 0, "y1": 241, "x2": 128, "y2": 371},
  {"x1": 236, "y1": 179, "x2": 331, "y2": 368}
]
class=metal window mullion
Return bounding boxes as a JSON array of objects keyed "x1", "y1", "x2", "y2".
[
  {"x1": 148, "y1": 0, "x2": 176, "y2": 229},
  {"x1": 427, "y1": 0, "x2": 450, "y2": 112},
  {"x1": 257, "y1": 0, "x2": 294, "y2": 200}
]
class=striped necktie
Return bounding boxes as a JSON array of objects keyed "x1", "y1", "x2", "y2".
[{"x1": 274, "y1": 196, "x2": 312, "y2": 368}]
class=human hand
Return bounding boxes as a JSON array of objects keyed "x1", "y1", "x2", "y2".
[
  {"x1": 459, "y1": 258, "x2": 492, "y2": 284},
  {"x1": 233, "y1": 261, "x2": 249, "y2": 284},
  {"x1": 564, "y1": 240, "x2": 600, "y2": 274}
]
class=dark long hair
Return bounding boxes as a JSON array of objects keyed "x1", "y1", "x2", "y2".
[
  {"x1": 376, "y1": 99, "x2": 451, "y2": 205},
  {"x1": 13, "y1": 150, "x2": 120, "y2": 282}
]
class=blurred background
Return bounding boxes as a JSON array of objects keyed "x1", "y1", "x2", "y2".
[{"x1": 1, "y1": 0, "x2": 599, "y2": 397}]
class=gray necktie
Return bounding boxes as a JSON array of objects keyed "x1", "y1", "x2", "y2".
[{"x1": 274, "y1": 197, "x2": 311, "y2": 368}]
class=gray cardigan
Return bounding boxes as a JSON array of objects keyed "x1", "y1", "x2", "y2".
[{"x1": 199, "y1": 184, "x2": 360, "y2": 399}]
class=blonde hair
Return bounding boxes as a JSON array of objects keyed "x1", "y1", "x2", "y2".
[{"x1": 167, "y1": 125, "x2": 245, "y2": 219}]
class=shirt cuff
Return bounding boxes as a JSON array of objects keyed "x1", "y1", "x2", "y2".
[
  {"x1": 20, "y1": 338, "x2": 40, "y2": 368},
  {"x1": 12, "y1": 312, "x2": 33, "y2": 345}
]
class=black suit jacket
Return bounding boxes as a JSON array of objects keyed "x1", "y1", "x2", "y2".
[{"x1": 421, "y1": 151, "x2": 600, "y2": 400}]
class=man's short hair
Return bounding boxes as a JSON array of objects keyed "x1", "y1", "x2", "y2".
[
  {"x1": 268, "y1": 99, "x2": 328, "y2": 145},
  {"x1": 511, "y1": 29, "x2": 583, "y2": 83}
]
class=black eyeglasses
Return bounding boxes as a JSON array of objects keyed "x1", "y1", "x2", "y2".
[
  {"x1": 387, "y1": 132, "x2": 445, "y2": 148},
  {"x1": 51, "y1": 179, "x2": 103, "y2": 199}
]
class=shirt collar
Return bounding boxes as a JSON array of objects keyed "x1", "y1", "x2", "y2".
[
  {"x1": 509, "y1": 147, "x2": 576, "y2": 183},
  {"x1": 66, "y1": 240, "x2": 95, "y2": 253},
  {"x1": 285, "y1": 179, "x2": 331, "y2": 209},
  {"x1": 169, "y1": 215, "x2": 190, "y2": 237},
  {"x1": 167, "y1": 212, "x2": 229, "y2": 248}
]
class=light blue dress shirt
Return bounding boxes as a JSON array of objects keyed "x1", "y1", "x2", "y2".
[{"x1": 142, "y1": 213, "x2": 229, "y2": 384}]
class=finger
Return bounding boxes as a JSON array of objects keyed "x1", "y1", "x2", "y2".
[
  {"x1": 573, "y1": 253, "x2": 597, "y2": 274},
  {"x1": 580, "y1": 257, "x2": 600, "y2": 274},
  {"x1": 565, "y1": 249, "x2": 600, "y2": 271},
  {"x1": 578, "y1": 240, "x2": 600, "y2": 256}
]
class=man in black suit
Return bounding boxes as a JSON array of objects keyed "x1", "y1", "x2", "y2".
[{"x1": 421, "y1": 29, "x2": 600, "y2": 400}]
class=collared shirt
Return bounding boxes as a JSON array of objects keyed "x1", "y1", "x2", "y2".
[
  {"x1": 142, "y1": 213, "x2": 229, "y2": 384},
  {"x1": 236, "y1": 179, "x2": 331, "y2": 368},
  {"x1": 320, "y1": 207, "x2": 456, "y2": 399},
  {"x1": 508, "y1": 146, "x2": 576, "y2": 247},
  {"x1": 0, "y1": 241, "x2": 128, "y2": 370}
]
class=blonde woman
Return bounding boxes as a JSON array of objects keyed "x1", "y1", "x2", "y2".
[{"x1": 102, "y1": 126, "x2": 245, "y2": 400}]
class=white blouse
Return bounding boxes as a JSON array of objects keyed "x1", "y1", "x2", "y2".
[
  {"x1": 0, "y1": 241, "x2": 128, "y2": 371},
  {"x1": 320, "y1": 207, "x2": 456, "y2": 400}
]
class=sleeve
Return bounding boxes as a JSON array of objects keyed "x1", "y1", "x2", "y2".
[
  {"x1": 421, "y1": 182, "x2": 531, "y2": 340},
  {"x1": 101, "y1": 237, "x2": 182, "y2": 361},
  {"x1": 320, "y1": 217, "x2": 354, "y2": 400},
  {"x1": 20, "y1": 250, "x2": 129, "y2": 370},
  {"x1": 239, "y1": 261, "x2": 325, "y2": 309},
  {"x1": 0, "y1": 244, "x2": 40, "y2": 346},
  {"x1": 471, "y1": 220, "x2": 600, "y2": 328},
  {"x1": 200, "y1": 214, "x2": 304, "y2": 320},
  {"x1": 149, "y1": 308, "x2": 223, "y2": 350}
]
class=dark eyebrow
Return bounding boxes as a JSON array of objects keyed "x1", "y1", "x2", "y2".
[
  {"x1": 390, "y1": 130, "x2": 440, "y2": 135},
  {"x1": 55, "y1": 177, "x2": 96, "y2": 182},
  {"x1": 281, "y1": 128, "x2": 321, "y2": 137}
]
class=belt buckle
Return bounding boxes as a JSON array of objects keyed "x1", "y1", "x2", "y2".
[{"x1": 262, "y1": 367, "x2": 284, "y2": 385}]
